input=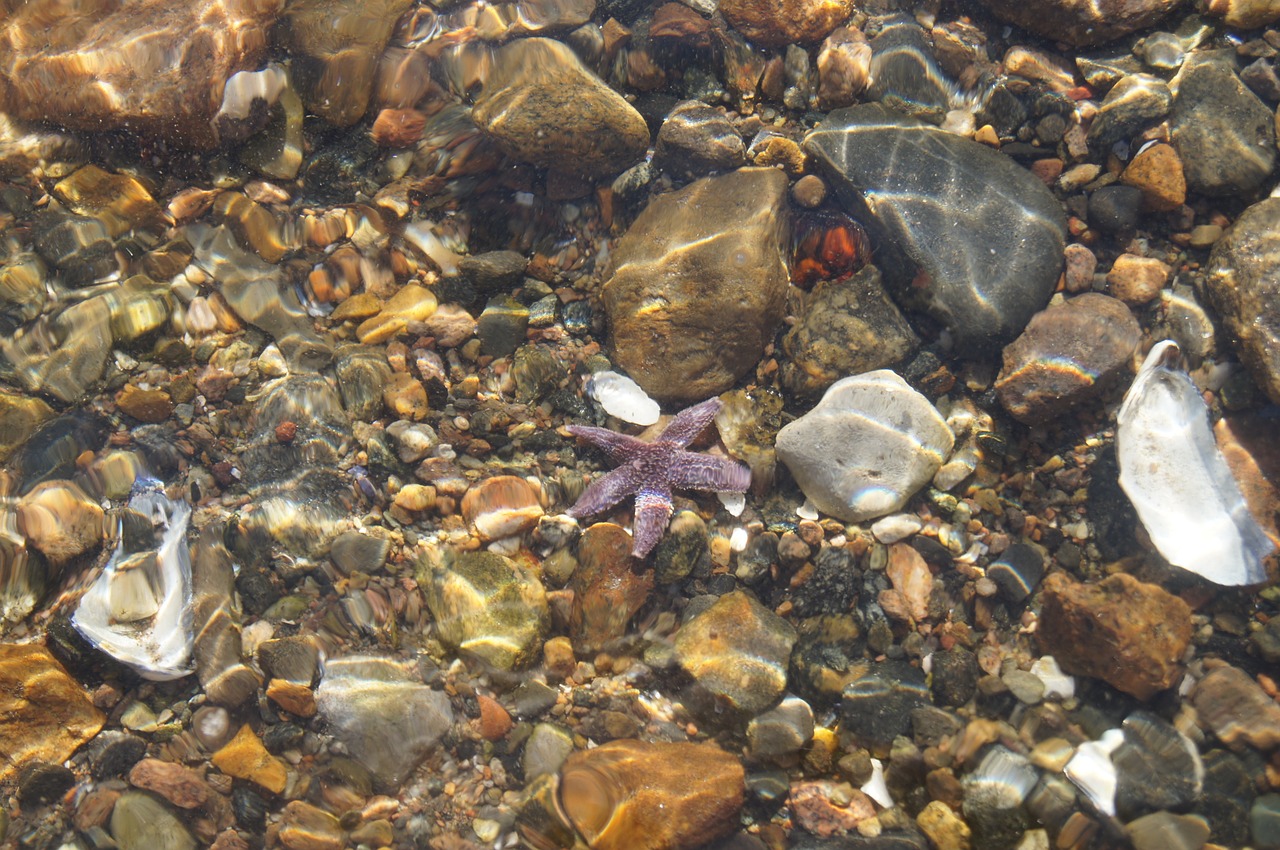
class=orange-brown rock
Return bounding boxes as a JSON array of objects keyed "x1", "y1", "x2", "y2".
[
  {"x1": 128, "y1": 758, "x2": 210, "y2": 809},
  {"x1": 0, "y1": 644, "x2": 105, "y2": 781},
  {"x1": 212, "y1": 725, "x2": 288, "y2": 794},
  {"x1": 569, "y1": 522, "x2": 654, "y2": 653},
  {"x1": 719, "y1": 0, "x2": 854, "y2": 46},
  {"x1": 476, "y1": 694, "x2": 513, "y2": 741},
  {"x1": 1038, "y1": 571, "x2": 1191, "y2": 700},
  {"x1": 266, "y1": 679, "x2": 317, "y2": 718},
  {"x1": 520, "y1": 739, "x2": 744, "y2": 850},
  {"x1": 462, "y1": 475, "x2": 544, "y2": 542},
  {"x1": 1121, "y1": 143, "x2": 1186, "y2": 212},
  {"x1": 116, "y1": 384, "x2": 175, "y2": 424},
  {"x1": 0, "y1": 0, "x2": 282, "y2": 148},
  {"x1": 372, "y1": 108, "x2": 427, "y2": 147}
]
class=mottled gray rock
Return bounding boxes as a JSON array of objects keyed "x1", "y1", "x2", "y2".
[
  {"x1": 603, "y1": 167, "x2": 790, "y2": 403},
  {"x1": 653, "y1": 100, "x2": 746, "y2": 179},
  {"x1": 472, "y1": 38, "x2": 649, "y2": 179},
  {"x1": 867, "y1": 15, "x2": 952, "y2": 122},
  {"x1": 747, "y1": 695, "x2": 815, "y2": 762},
  {"x1": 776, "y1": 371, "x2": 954, "y2": 522},
  {"x1": 1172, "y1": 57, "x2": 1276, "y2": 196},
  {"x1": 316, "y1": 656, "x2": 453, "y2": 788},
  {"x1": 781, "y1": 265, "x2": 919, "y2": 399},
  {"x1": 995, "y1": 293, "x2": 1140, "y2": 424},
  {"x1": 1087, "y1": 74, "x2": 1172, "y2": 152},
  {"x1": 804, "y1": 103, "x2": 1066, "y2": 354},
  {"x1": 1206, "y1": 197, "x2": 1280, "y2": 403}
]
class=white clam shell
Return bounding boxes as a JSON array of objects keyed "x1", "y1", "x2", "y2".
[
  {"x1": 1116, "y1": 340, "x2": 1274, "y2": 586},
  {"x1": 585, "y1": 370, "x2": 661, "y2": 426},
  {"x1": 73, "y1": 485, "x2": 195, "y2": 680},
  {"x1": 776, "y1": 371, "x2": 954, "y2": 522}
]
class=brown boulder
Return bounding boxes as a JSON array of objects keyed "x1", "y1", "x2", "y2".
[
  {"x1": 603, "y1": 167, "x2": 790, "y2": 403},
  {"x1": 1038, "y1": 571, "x2": 1191, "y2": 700},
  {"x1": 719, "y1": 0, "x2": 855, "y2": 46}
]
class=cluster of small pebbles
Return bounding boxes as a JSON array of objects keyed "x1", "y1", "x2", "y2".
[{"x1": 3, "y1": 0, "x2": 1280, "y2": 849}]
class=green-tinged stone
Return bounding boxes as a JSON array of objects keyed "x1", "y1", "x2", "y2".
[{"x1": 110, "y1": 792, "x2": 195, "y2": 850}]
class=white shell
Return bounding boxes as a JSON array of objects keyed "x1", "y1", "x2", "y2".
[
  {"x1": 1064, "y1": 728, "x2": 1125, "y2": 817},
  {"x1": 776, "y1": 371, "x2": 954, "y2": 522},
  {"x1": 861, "y1": 758, "x2": 894, "y2": 808},
  {"x1": 585, "y1": 370, "x2": 661, "y2": 426},
  {"x1": 1117, "y1": 341, "x2": 1274, "y2": 586},
  {"x1": 73, "y1": 484, "x2": 194, "y2": 681}
]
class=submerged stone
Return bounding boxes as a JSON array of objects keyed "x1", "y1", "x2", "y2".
[
  {"x1": 603, "y1": 167, "x2": 790, "y2": 403},
  {"x1": 0, "y1": 644, "x2": 104, "y2": 782},
  {"x1": 804, "y1": 103, "x2": 1066, "y2": 354}
]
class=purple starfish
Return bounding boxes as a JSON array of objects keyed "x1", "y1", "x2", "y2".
[{"x1": 566, "y1": 397, "x2": 752, "y2": 560}]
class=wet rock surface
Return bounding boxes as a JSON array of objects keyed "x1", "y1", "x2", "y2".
[
  {"x1": 603, "y1": 167, "x2": 790, "y2": 402},
  {"x1": 1172, "y1": 57, "x2": 1276, "y2": 197},
  {"x1": 1038, "y1": 572, "x2": 1191, "y2": 700},
  {"x1": 804, "y1": 103, "x2": 1066, "y2": 354},
  {"x1": 977, "y1": 0, "x2": 1182, "y2": 45}
]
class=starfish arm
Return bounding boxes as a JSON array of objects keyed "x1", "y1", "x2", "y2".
[
  {"x1": 567, "y1": 424, "x2": 646, "y2": 464},
  {"x1": 566, "y1": 465, "x2": 640, "y2": 519},
  {"x1": 668, "y1": 451, "x2": 752, "y2": 493},
  {"x1": 631, "y1": 486, "x2": 674, "y2": 559},
  {"x1": 658, "y1": 398, "x2": 723, "y2": 447}
]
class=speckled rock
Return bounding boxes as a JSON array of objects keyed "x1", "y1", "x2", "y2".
[
  {"x1": 718, "y1": 0, "x2": 854, "y2": 46},
  {"x1": 421, "y1": 549, "x2": 549, "y2": 671},
  {"x1": 0, "y1": 644, "x2": 104, "y2": 782},
  {"x1": 1206, "y1": 197, "x2": 1280, "y2": 403},
  {"x1": 1172, "y1": 57, "x2": 1276, "y2": 196},
  {"x1": 472, "y1": 38, "x2": 649, "y2": 179},
  {"x1": 1107, "y1": 254, "x2": 1171, "y2": 305},
  {"x1": 653, "y1": 101, "x2": 746, "y2": 179},
  {"x1": 781, "y1": 265, "x2": 919, "y2": 399},
  {"x1": 674, "y1": 590, "x2": 797, "y2": 719},
  {"x1": 995, "y1": 293, "x2": 1140, "y2": 424},
  {"x1": 1190, "y1": 661, "x2": 1280, "y2": 752},
  {"x1": 804, "y1": 103, "x2": 1066, "y2": 354},
  {"x1": 776, "y1": 371, "x2": 954, "y2": 522},
  {"x1": 1121, "y1": 143, "x2": 1186, "y2": 212},
  {"x1": 570, "y1": 522, "x2": 654, "y2": 652},
  {"x1": 976, "y1": 0, "x2": 1182, "y2": 46},
  {"x1": 603, "y1": 167, "x2": 790, "y2": 403},
  {"x1": 1038, "y1": 572, "x2": 1191, "y2": 700},
  {"x1": 0, "y1": 0, "x2": 283, "y2": 148}
]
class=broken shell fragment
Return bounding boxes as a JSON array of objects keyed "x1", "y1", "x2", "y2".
[
  {"x1": 1116, "y1": 341, "x2": 1275, "y2": 585},
  {"x1": 72, "y1": 480, "x2": 195, "y2": 680}
]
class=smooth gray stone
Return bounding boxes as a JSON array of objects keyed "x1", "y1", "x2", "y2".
[{"x1": 804, "y1": 103, "x2": 1066, "y2": 354}]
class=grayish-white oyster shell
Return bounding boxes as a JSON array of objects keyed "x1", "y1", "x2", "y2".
[
  {"x1": 1116, "y1": 340, "x2": 1275, "y2": 586},
  {"x1": 776, "y1": 371, "x2": 954, "y2": 522},
  {"x1": 72, "y1": 482, "x2": 195, "y2": 680}
]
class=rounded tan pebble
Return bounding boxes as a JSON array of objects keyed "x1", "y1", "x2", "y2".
[
  {"x1": 1188, "y1": 224, "x2": 1223, "y2": 249},
  {"x1": 543, "y1": 636, "x2": 577, "y2": 680},
  {"x1": 393, "y1": 483, "x2": 437, "y2": 513},
  {"x1": 115, "y1": 384, "x2": 174, "y2": 423},
  {"x1": 382, "y1": 372, "x2": 429, "y2": 420},
  {"x1": 329, "y1": 291, "x2": 383, "y2": 322},
  {"x1": 792, "y1": 174, "x2": 827, "y2": 208},
  {"x1": 461, "y1": 475, "x2": 544, "y2": 540},
  {"x1": 974, "y1": 125, "x2": 1000, "y2": 147},
  {"x1": 1121, "y1": 143, "x2": 1186, "y2": 212},
  {"x1": 1107, "y1": 253, "x2": 1171, "y2": 304}
]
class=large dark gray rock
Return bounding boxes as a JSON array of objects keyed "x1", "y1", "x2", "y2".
[
  {"x1": 1172, "y1": 57, "x2": 1276, "y2": 197},
  {"x1": 803, "y1": 103, "x2": 1066, "y2": 354},
  {"x1": 1206, "y1": 197, "x2": 1280, "y2": 404}
]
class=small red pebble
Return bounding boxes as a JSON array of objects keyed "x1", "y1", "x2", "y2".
[
  {"x1": 476, "y1": 694, "x2": 512, "y2": 741},
  {"x1": 275, "y1": 421, "x2": 298, "y2": 443}
]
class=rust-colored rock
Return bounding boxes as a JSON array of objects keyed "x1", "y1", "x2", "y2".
[
  {"x1": 0, "y1": 644, "x2": 105, "y2": 782},
  {"x1": 719, "y1": 0, "x2": 855, "y2": 46},
  {"x1": 372, "y1": 108, "x2": 427, "y2": 147},
  {"x1": 128, "y1": 758, "x2": 210, "y2": 809},
  {"x1": 518, "y1": 739, "x2": 745, "y2": 850},
  {"x1": 0, "y1": 0, "x2": 283, "y2": 148},
  {"x1": 570, "y1": 522, "x2": 654, "y2": 653},
  {"x1": 1121, "y1": 143, "x2": 1186, "y2": 212},
  {"x1": 1038, "y1": 571, "x2": 1191, "y2": 700},
  {"x1": 476, "y1": 694, "x2": 513, "y2": 741}
]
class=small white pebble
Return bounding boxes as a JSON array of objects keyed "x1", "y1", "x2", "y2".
[
  {"x1": 871, "y1": 513, "x2": 922, "y2": 544},
  {"x1": 861, "y1": 758, "x2": 894, "y2": 808},
  {"x1": 1064, "y1": 728, "x2": 1124, "y2": 816},
  {"x1": 729, "y1": 526, "x2": 749, "y2": 552},
  {"x1": 1030, "y1": 655, "x2": 1075, "y2": 700},
  {"x1": 718, "y1": 491, "x2": 746, "y2": 517}
]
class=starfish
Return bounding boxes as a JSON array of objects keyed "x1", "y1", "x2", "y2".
[{"x1": 566, "y1": 397, "x2": 752, "y2": 560}]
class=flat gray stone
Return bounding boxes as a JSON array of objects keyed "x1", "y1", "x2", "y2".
[{"x1": 803, "y1": 103, "x2": 1066, "y2": 354}]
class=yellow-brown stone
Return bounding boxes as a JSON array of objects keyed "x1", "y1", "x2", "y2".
[
  {"x1": 0, "y1": 644, "x2": 105, "y2": 781},
  {"x1": 115, "y1": 385, "x2": 174, "y2": 424},
  {"x1": 1121, "y1": 143, "x2": 1186, "y2": 212},
  {"x1": 52, "y1": 165, "x2": 166, "y2": 237},
  {"x1": 17, "y1": 480, "x2": 105, "y2": 564},
  {"x1": 719, "y1": 0, "x2": 854, "y2": 46},
  {"x1": 266, "y1": 679, "x2": 317, "y2": 718},
  {"x1": 0, "y1": 390, "x2": 54, "y2": 463},
  {"x1": 212, "y1": 724, "x2": 288, "y2": 794},
  {"x1": 356, "y1": 283, "x2": 438, "y2": 344}
]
